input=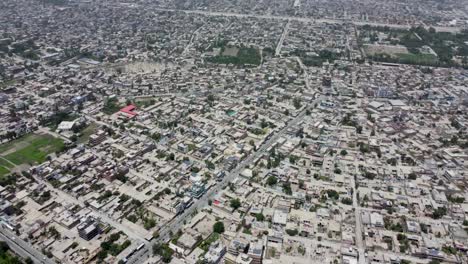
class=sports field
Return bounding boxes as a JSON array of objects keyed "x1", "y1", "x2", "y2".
[{"x1": 0, "y1": 133, "x2": 64, "y2": 177}]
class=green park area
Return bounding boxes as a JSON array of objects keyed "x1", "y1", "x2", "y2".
[
  {"x1": 370, "y1": 52, "x2": 438, "y2": 66},
  {"x1": 0, "y1": 166, "x2": 10, "y2": 178},
  {"x1": 359, "y1": 25, "x2": 468, "y2": 67},
  {"x1": 0, "y1": 133, "x2": 64, "y2": 177}
]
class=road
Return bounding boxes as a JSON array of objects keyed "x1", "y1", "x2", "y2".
[
  {"x1": 0, "y1": 226, "x2": 54, "y2": 264},
  {"x1": 112, "y1": 2, "x2": 462, "y2": 33},
  {"x1": 295, "y1": 56, "x2": 311, "y2": 90},
  {"x1": 182, "y1": 23, "x2": 206, "y2": 55},
  {"x1": 350, "y1": 170, "x2": 366, "y2": 264},
  {"x1": 148, "y1": 7, "x2": 463, "y2": 33},
  {"x1": 275, "y1": 19, "x2": 290, "y2": 56},
  {"x1": 128, "y1": 94, "x2": 320, "y2": 263}
]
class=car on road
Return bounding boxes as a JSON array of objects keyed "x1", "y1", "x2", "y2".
[
  {"x1": 136, "y1": 243, "x2": 145, "y2": 251},
  {"x1": 215, "y1": 171, "x2": 225, "y2": 181}
]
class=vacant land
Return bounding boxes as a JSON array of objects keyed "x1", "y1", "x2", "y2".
[
  {"x1": 134, "y1": 98, "x2": 157, "y2": 109},
  {"x1": 0, "y1": 133, "x2": 64, "y2": 168},
  {"x1": 364, "y1": 44, "x2": 409, "y2": 56},
  {"x1": 207, "y1": 46, "x2": 261, "y2": 66},
  {"x1": 222, "y1": 46, "x2": 239, "y2": 56},
  {"x1": 103, "y1": 97, "x2": 123, "y2": 115},
  {"x1": 77, "y1": 122, "x2": 98, "y2": 144}
]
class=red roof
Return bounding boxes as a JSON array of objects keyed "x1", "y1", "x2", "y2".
[{"x1": 120, "y1": 105, "x2": 137, "y2": 116}]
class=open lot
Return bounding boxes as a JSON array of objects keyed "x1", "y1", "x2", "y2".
[
  {"x1": 77, "y1": 122, "x2": 98, "y2": 144},
  {"x1": 207, "y1": 46, "x2": 261, "y2": 66},
  {"x1": 364, "y1": 44, "x2": 409, "y2": 56},
  {"x1": 221, "y1": 46, "x2": 239, "y2": 56}
]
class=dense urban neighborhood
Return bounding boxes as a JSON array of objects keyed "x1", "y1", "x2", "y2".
[{"x1": 1, "y1": 0, "x2": 468, "y2": 264}]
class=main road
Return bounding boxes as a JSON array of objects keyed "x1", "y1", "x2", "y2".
[
  {"x1": 107, "y1": 1, "x2": 463, "y2": 33},
  {"x1": 275, "y1": 19, "x2": 290, "y2": 57},
  {"x1": 350, "y1": 168, "x2": 366, "y2": 264},
  {"x1": 147, "y1": 7, "x2": 463, "y2": 33}
]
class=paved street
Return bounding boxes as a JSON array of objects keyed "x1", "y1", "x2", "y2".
[
  {"x1": 148, "y1": 7, "x2": 463, "y2": 33},
  {"x1": 350, "y1": 170, "x2": 366, "y2": 264},
  {"x1": 275, "y1": 19, "x2": 290, "y2": 56}
]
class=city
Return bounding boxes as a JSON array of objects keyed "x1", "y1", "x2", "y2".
[{"x1": 0, "y1": 0, "x2": 468, "y2": 264}]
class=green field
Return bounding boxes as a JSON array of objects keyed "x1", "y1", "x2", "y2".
[
  {"x1": 0, "y1": 79, "x2": 16, "y2": 89},
  {"x1": 396, "y1": 53, "x2": 438, "y2": 64},
  {"x1": 0, "y1": 158, "x2": 13, "y2": 178},
  {"x1": 0, "y1": 166, "x2": 9, "y2": 178},
  {"x1": 370, "y1": 52, "x2": 439, "y2": 66},
  {"x1": 134, "y1": 98, "x2": 157, "y2": 108},
  {"x1": 0, "y1": 158, "x2": 14, "y2": 169},
  {"x1": 0, "y1": 133, "x2": 64, "y2": 167}
]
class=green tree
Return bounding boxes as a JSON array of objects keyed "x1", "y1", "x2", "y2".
[
  {"x1": 266, "y1": 176, "x2": 277, "y2": 186},
  {"x1": 432, "y1": 207, "x2": 447, "y2": 219},
  {"x1": 0, "y1": 241, "x2": 9, "y2": 253},
  {"x1": 326, "y1": 189, "x2": 340, "y2": 200},
  {"x1": 356, "y1": 126, "x2": 363, "y2": 134},
  {"x1": 153, "y1": 243, "x2": 173, "y2": 263},
  {"x1": 230, "y1": 198, "x2": 241, "y2": 210},
  {"x1": 341, "y1": 198, "x2": 353, "y2": 205},
  {"x1": 293, "y1": 98, "x2": 302, "y2": 109},
  {"x1": 97, "y1": 250, "x2": 108, "y2": 260},
  {"x1": 285, "y1": 229, "x2": 298, "y2": 236},
  {"x1": 282, "y1": 182, "x2": 292, "y2": 195},
  {"x1": 213, "y1": 221, "x2": 225, "y2": 233},
  {"x1": 255, "y1": 213, "x2": 265, "y2": 221}
]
